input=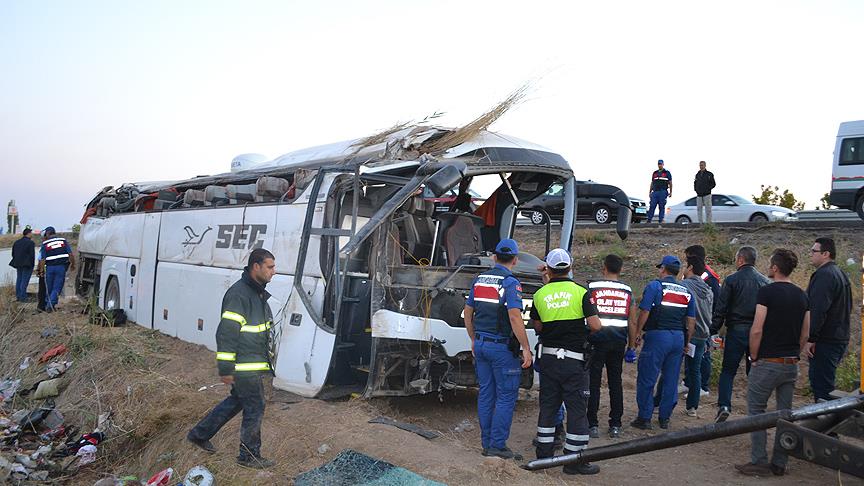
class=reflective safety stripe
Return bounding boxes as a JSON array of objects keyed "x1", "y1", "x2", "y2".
[
  {"x1": 566, "y1": 433, "x2": 589, "y2": 442},
  {"x1": 537, "y1": 426, "x2": 556, "y2": 433},
  {"x1": 234, "y1": 362, "x2": 270, "y2": 371},
  {"x1": 535, "y1": 436, "x2": 554, "y2": 443},
  {"x1": 216, "y1": 352, "x2": 236, "y2": 361},
  {"x1": 45, "y1": 254, "x2": 69, "y2": 261},
  {"x1": 588, "y1": 281, "x2": 632, "y2": 291},
  {"x1": 222, "y1": 311, "x2": 247, "y2": 326},
  {"x1": 240, "y1": 321, "x2": 272, "y2": 333},
  {"x1": 564, "y1": 443, "x2": 587, "y2": 452},
  {"x1": 599, "y1": 317, "x2": 628, "y2": 328}
]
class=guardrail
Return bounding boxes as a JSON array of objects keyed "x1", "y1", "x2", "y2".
[{"x1": 796, "y1": 209, "x2": 860, "y2": 221}]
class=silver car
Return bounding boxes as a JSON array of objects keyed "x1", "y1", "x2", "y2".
[{"x1": 665, "y1": 194, "x2": 797, "y2": 223}]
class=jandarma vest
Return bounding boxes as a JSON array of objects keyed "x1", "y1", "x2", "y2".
[
  {"x1": 471, "y1": 265, "x2": 516, "y2": 337},
  {"x1": 645, "y1": 280, "x2": 691, "y2": 331},
  {"x1": 41, "y1": 237, "x2": 70, "y2": 266},
  {"x1": 588, "y1": 280, "x2": 632, "y2": 328}
]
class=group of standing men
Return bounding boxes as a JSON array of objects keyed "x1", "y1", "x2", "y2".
[
  {"x1": 647, "y1": 159, "x2": 717, "y2": 224},
  {"x1": 463, "y1": 235, "x2": 853, "y2": 478},
  {"x1": 9, "y1": 226, "x2": 75, "y2": 311}
]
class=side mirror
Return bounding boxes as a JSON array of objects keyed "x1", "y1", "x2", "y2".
[
  {"x1": 424, "y1": 165, "x2": 464, "y2": 197},
  {"x1": 724, "y1": 200, "x2": 736, "y2": 206}
]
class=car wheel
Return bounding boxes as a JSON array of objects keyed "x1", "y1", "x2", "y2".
[
  {"x1": 856, "y1": 195, "x2": 864, "y2": 221},
  {"x1": 750, "y1": 213, "x2": 768, "y2": 223},
  {"x1": 593, "y1": 205, "x2": 611, "y2": 224},
  {"x1": 104, "y1": 276, "x2": 121, "y2": 310},
  {"x1": 675, "y1": 215, "x2": 691, "y2": 224},
  {"x1": 530, "y1": 210, "x2": 547, "y2": 225}
]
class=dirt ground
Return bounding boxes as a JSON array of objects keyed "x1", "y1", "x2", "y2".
[{"x1": 1, "y1": 223, "x2": 862, "y2": 485}]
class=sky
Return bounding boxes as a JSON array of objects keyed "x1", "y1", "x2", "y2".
[{"x1": 1, "y1": 0, "x2": 863, "y2": 231}]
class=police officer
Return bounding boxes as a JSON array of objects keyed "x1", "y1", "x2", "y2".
[
  {"x1": 463, "y1": 239, "x2": 532, "y2": 461},
  {"x1": 647, "y1": 159, "x2": 673, "y2": 224},
  {"x1": 586, "y1": 254, "x2": 632, "y2": 439},
  {"x1": 188, "y1": 248, "x2": 277, "y2": 469},
  {"x1": 532, "y1": 248, "x2": 602, "y2": 475},
  {"x1": 630, "y1": 256, "x2": 696, "y2": 430},
  {"x1": 36, "y1": 226, "x2": 75, "y2": 311}
]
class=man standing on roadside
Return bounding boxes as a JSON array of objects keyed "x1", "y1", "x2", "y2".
[
  {"x1": 736, "y1": 249, "x2": 809, "y2": 477},
  {"x1": 463, "y1": 239, "x2": 532, "y2": 461},
  {"x1": 532, "y1": 248, "x2": 602, "y2": 475},
  {"x1": 36, "y1": 227, "x2": 75, "y2": 312},
  {"x1": 693, "y1": 161, "x2": 716, "y2": 224},
  {"x1": 685, "y1": 245, "x2": 721, "y2": 398},
  {"x1": 188, "y1": 248, "x2": 277, "y2": 469},
  {"x1": 805, "y1": 237, "x2": 852, "y2": 402},
  {"x1": 586, "y1": 254, "x2": 632, "y2": 439},
  {"x1": 630, "y1": 256, "x2": 696, "y2": 430},
  {"x1": 10, "y1": 227, "x2": 35, "y2": 302},
  {"x1": 712, "y1": 246, "x2": 770, "y2": 422},
  {"x1": 647, "y1": 160, "x2": 673, "y2": 224}
]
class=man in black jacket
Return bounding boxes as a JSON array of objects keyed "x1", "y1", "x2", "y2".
[
  {"x1": 9, "y1": 227, "x2": 35, "y2": 302},
  {"x1": 188, "y1": 248, "x2": 277, "y2": 469},
  {"x1": 804, "y1": 238, "x2": 852, "y2": 401},
  {"x1": 711, "y1": 246, "x2": 770, "y2": 422},
  {"x1": 693, "y1": 161, "x2": 716, "y2": 224}
]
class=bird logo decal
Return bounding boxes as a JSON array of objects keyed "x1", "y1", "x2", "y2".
[{"x1": 182, "y1": 225, "x2": 213, "y2": 246}]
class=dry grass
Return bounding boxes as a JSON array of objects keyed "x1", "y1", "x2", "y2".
[{"x1": 421, "y1": 84, "x2": 529, "y2": 154}]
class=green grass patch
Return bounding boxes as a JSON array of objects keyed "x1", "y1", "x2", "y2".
[
  {"x1": 836, "y1": 351, "x2": 861, "y2": 392},
  {"x1": 574, "y1": 229, "x2": 610, "y2": 245},
  {"x1": 69, "y1": 333, "x2": 96, "y2": 359}
]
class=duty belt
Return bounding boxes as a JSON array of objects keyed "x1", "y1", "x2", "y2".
[{"x1": 539, "y1": 345, "x2": 584, "y2": 361}]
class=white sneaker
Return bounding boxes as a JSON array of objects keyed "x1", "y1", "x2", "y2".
[
  {"x1": 685, "y1": 408, "x2": 698, "y2": 417},
  {"x1": 700, "y1": 389, "x2": 709, "y2": 397},
  {"x1": 677, "y1": 381, "x2": 689, "y2": 394}
]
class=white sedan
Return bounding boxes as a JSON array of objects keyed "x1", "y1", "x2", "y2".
[{"x1": 665, "y1": 194, "x2": 798, "y2": 224}]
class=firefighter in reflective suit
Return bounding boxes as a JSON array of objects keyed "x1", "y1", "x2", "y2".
[
  {"x1": 188, "y1": 248, "x2": 277, "y2": 469},
  {"x1": 532, "y1": 249, "x2": 602, "y2": 475}
]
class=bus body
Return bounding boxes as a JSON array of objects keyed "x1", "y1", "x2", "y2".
[{"x1": 76, "y1": 127, "x2": 630, "y2": 398}]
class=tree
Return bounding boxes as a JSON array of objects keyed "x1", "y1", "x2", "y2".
[
  {"x1": 752, "y1": 185, "x2": 805, "y2": 211},
  {"x1": 817, "y1": 192, "x2": 834, "y2": 210}
]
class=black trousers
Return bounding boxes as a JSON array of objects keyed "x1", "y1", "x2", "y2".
[
  {"x1": 189, "y1": 373, "x2": 266, "y2": 460},
  {"x1": 535, "y1": 354, "x2": 590, "y2": 459},
  {"x1": 587, "y1": 339, "x2": 626, "y2": 428}
]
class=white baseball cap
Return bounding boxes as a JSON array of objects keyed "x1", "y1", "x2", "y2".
[{"x1": 545, "y1": 248, "x2": 572, "y2": 268}]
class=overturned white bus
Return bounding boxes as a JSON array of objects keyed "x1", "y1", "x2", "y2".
[{"x1": 75, "y1": 127, "x2": 631, "y2": 398}]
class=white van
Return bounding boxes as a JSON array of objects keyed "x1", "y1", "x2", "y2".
[{"x1": 829, "y1": 120, "x2": 864, "y2": 219}]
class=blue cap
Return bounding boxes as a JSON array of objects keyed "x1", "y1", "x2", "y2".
[
  {"x1": 44, "y1": 226, "x2": 55, "y2": 234},
  {"x1": 495, "y1": 239, "x2": 519, "y2": 256},
  {"x1": 656, "y1": 255, "x2": 680, "y2": 268},
  {"x1": 657, "y1": 159, "x2": 664, "y2": 165}
]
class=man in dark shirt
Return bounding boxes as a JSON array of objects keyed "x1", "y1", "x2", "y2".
[
  {"x1": 693, "y1": 161, "x2": 716, "y2": 224},
  {"x1": 9, "y1": 227, "x2": 35, "y2": 302},
  {"x1": 736, "y1": 249, "x2": 809, "y2": 477},
  {"x1": 647, "y1": 160, "x2": 672, "y2": 224},
  {"x1": 804, "y1": 237, "x2": 852, "y2": 401}
]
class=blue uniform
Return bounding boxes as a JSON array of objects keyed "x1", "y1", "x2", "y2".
[
  {"x1": 647, "y1": 169, "x2": 672, "y2": 223},
  {"x1": 40, "y1": 236, "x2": 71, "y2": 310},
  {"x1": 466, "y1": 264, "x2": 523, "y2": 450},
  {"x1": 636, "y1": 276, "x2": 696, "y2": 421}
]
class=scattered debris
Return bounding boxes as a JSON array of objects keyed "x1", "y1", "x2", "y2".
[
  {"x1": 33, "y1": 378, "x2": 62, "y2": 399},
  {"x1": 76, "y1": 444, "x2": 97, "y2": 466},
  {"x1": 39, "y1": 344, "x2": 68, "y2": 363},
  {"x1": 46, "y1": 360, "x2": 73, "y2": 378},
  {"x1": 730, "y1": 237, "x2": 740, "y2": 245},
  {"x1": 19, "y1": 356, "x2": 31, "y2": 370},
  {"x1": 0, "y1": 379, "x2": 21, "y2": 402},
  {"x1": 295, "y1": 449, "x2": 445, "y2": 486},
  {"x1": 145, "y1": 467, "x2": 173, "y2": 486},
  {"x1": 40, "y1": 325, "x2": 59, "y2": 339},
  {"x1": 368, "y1": 416, "x2": 440, "y2": 439},
  {"x1": 196, "y1": 383, "x2": 223, "y2": 392},
  {"x1": 453, "y1": 419, "x2": 475, "y2": 433},
  {"x1": 183, "y1": 465, "x2": 214, "y2": 486},
  {"x1": 317, "y1": 443, "x2": 331, "y2": 455}
]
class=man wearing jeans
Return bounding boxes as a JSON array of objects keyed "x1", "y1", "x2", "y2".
[
  {"x1": 804, "y1": 237, "x2": 852, "y2": 401},
  {"x1": 680, "y1": 255, "x2": 713, "y2": 417},
  {"x1": 647, "y1": 160, "x2": 672, "y2": 224},
  {"x1": 9, "y1": 227, "x2": 35, "y2": 302},
  {"x1": 693, "y1": 161, "x2": 716, "y2": 224},
  {"x1": 736, "y1": 249, "x2": 809, "y2": 477},
  {"x1": 711, "y1": 247, "x2": 770, "y2": 422}
]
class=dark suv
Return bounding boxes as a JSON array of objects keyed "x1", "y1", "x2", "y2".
[{"x1": 520, "y1": 181, "x2": 645, "y2": 224}]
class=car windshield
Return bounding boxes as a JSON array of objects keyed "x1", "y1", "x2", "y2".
[{"x1": 728, "y1": 195, "x2": 752, "y2": 205}]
